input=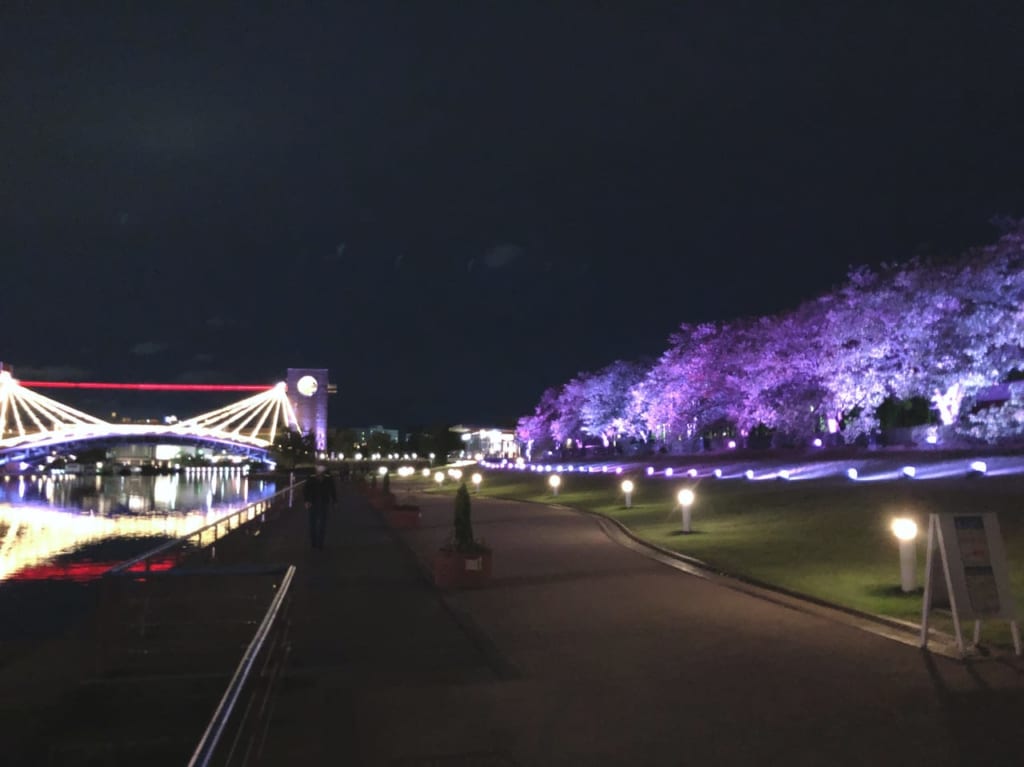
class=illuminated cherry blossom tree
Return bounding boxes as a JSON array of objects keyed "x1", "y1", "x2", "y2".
[{"x1": 518, "y1": 223, "x2": 1024, "y2": 450}]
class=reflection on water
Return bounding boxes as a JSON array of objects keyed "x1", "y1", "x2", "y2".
[{"x1": 0, "y1": 472, "x2": 278, "y2": 582}]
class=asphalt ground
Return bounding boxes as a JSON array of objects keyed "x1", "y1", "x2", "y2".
[{"x1": 256, "y1": 483, "x2": 1024, "y2": 766}]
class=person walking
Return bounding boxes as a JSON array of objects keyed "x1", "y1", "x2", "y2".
[{"x1": 303, "y1": 465, "x2": 336, "y2": 550}]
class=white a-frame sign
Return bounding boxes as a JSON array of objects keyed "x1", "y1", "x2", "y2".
[{"x1": 920, "y1": 512, "x2": 1021, "y2": 656}]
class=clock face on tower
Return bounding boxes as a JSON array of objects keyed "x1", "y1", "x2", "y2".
[{"x1": 296, "y1": 375, "x2": 318, "y2": 397}]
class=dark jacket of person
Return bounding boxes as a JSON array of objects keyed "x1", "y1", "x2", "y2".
[{"x1": 303, "y1": 472, "x2": 336, "y2": 509}]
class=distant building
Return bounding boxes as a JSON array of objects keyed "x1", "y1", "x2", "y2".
[
  {"x1": 350, "y1": 425, "x2": 400, "y2": 444},
  {"x1": 449, "y1": 424, "x2": 519, "y2": 459}
]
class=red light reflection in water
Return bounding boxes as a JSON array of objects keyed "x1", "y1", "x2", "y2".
[{"x1": 10, "y1": 557, "x2": 177, "y2": 582}]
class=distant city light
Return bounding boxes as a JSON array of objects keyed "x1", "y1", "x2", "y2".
[
  {"x1": 812, "y1": 438, "x2": 823, "y2": 447},
  {"x1": 902, "y1": 466, "x2": 917, "y2": 479},
  {"x1": 713, "y1": 469, "x2": 722, "y2": 478},
  {"x1": 665, "y1": 468, "x2": 674, "y2": 477},
  {"x1": 646, "y1": 466, "x2": 654, "y2": 476},
  {"x1": 969, "y1": 460, "x2": 988, "y2": 475},
  {"x1": 847, "y1": 468, "x2": 859, "y2": 480}
]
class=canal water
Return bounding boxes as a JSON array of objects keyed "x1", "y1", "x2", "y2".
[
  {"x1": 0, "y1": 471, "x2": 279, "y2": 584},
  {"x1": 0, "y1": 471, "x2": 280, "y2": 642}
]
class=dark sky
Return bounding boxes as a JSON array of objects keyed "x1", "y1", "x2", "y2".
[{"x1": 4, "y1": 4, "x2": 1024, "y2": 427}]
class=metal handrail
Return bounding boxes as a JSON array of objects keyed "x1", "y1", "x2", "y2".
[
  {"x1": 107, "y1": 486, "x2": 294, "y2": 575},
  {"x1": 188, "y1": 564, "x2": 296, "y2": 767}
]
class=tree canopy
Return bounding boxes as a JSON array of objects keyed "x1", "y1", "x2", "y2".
[{"x1": 518, "y1": 224, "x2": 1024, "y2": 451}]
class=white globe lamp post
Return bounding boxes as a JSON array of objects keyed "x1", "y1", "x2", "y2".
[
  {"x1": 549, "y1": 474, "x2": 561, "y2": 497},
  {"x1": 621, "y1": 479, "x2": 634, "y2": 508},
  {"x1": 678, "y1": 488, "x2": 696, "y2": 533},
  {"x1": 891, "y1": 518, "x2": 918, "y2": 592}
]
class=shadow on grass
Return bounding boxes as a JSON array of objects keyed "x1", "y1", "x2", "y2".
[
  {"x1": 666, "y1": 530, "x2": 709, "y2": 537},
  {"x1": 865, "y1": 583, "x2": 924, "y2": 598}
]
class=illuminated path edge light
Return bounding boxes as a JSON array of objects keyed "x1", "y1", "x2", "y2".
[
  {"x1": 891, "y1": 517, "x2": 918, "y2": 592},
  {"x1": 549, "y1": 474, "x2": 561, "y2": 496},
  {"x1": 677, "y1": 487, "x2": 696, "y2": 533}
]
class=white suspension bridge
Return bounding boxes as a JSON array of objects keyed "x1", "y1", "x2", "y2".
[{"x1": 0, "y1": 369, "x2": 302, "y2": 460}]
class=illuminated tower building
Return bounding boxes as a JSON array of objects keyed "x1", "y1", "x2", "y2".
[{"x1": 286, "y1": 368, "x2": 331, "y2": 451}]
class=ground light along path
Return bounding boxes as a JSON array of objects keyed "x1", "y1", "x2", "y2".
[{"x1": 435, "y1": 461, "x2": 1024, "y2": 651}]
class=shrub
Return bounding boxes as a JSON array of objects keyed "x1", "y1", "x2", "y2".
[{"x1": 453, "y1": 482, "x2": 474, "y2": 551}]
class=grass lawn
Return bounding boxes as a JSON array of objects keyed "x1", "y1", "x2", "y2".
[{"x1": 417, "y1": 468, "x2": 1024, "y2": 650}]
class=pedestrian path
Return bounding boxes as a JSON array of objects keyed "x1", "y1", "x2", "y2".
[{"x1": 227, "y1": 482, "x2": 1024, "y2": 765}]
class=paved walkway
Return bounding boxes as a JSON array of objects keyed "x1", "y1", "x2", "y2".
[{"x1": 248, "y1": 483, "x2": 1024, "y2": 766}]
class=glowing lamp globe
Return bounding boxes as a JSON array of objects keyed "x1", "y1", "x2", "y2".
[
  {"x1": 621, "y1": 480, "x2": 634, "y2": 494},
  {"x1": 378, "y1": 466, "x2": 388, "y2": 476},
  {"x1": 471, "y1": 472, "x2": 482, "y2": 486},
  {"x1": 434, "y1": 472, "x2": 444, "y2": 485},
  {"x1": 422, "y1": 468, "x2": 431, "y2": 477},
  {"x1": 677, "y1": 488, "x2": 695, "y2": 508},
  {"x1": 548, "y1": 474, "x2": 561, "y2": 489},
  {"x1": 646, "y1": 466, "x2": 654, "y2": 476},
  {"x1": 891, "y1": 518, "x2": 918, "y2": 541}
]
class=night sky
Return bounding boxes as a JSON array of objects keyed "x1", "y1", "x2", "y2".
[{"x1": 4, "y1": 4, "x2": 1024, "y2": 428}]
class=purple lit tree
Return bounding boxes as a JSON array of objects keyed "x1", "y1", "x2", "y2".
[
  {"x1": 518, "y1": 224, "x2": 1024, "y2": 448},
  {"x1": 515, "y1": 386, "x2": 560, "y2": 459},
  {"x1": 574, "y1": 360, "x2": 647, "y2": 449}
]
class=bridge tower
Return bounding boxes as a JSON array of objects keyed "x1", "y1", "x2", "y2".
[{"x1": 286, "y1": 368, "x2": 331, "y2": 451}]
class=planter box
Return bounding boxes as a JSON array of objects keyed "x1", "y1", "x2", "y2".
[
  {"x1": 384, "y1": 506, "x2": 421, "y2": 529},
  {"x1": 433, "y1": 549, "x2": 493, "y2": 589},
  {"x1": 369, "y1": 491, "x2": 396, "y2": 511}
]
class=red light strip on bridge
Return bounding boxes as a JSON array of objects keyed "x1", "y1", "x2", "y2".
[{"x1": 19, "y1": 381, "x2": 273, "y2": 392}]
